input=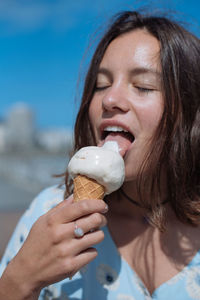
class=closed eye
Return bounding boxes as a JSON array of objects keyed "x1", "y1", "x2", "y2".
[
  {"x1": 136, "y1": 86, "x2": 155, "y2": 94},
  {"x1": 94, "y1": 85, "x2": 110, "y2": 92}
]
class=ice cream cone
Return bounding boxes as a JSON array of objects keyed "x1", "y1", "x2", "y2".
[
  {"x1": 73, "y1": 174, "x2": 105, "y2": 202},
  {"x1": 68, "y1": 142, "x2": 125, "y2": 200}
]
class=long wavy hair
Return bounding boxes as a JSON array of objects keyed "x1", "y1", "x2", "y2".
[{"x1": 64, "y1": 11, "x2": 200, "y2": 229}]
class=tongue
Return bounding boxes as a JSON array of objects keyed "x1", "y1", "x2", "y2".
[{"x1": 100, "y1": 132, "x2": 132, "y2": 156}]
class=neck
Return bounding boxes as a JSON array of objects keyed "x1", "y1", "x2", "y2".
[
  {"x1": 120, "y1": 188, "x2": 169, "y2": 209},
  {"x1": 117, "y1": 181, "x2": 147, "y2": 218},
  {"x1": 108, "y1": 181, "x2": 169, "y2": 222},
  {"x1": 108, "y1": 189, "x2": 148, "y2": 222}
]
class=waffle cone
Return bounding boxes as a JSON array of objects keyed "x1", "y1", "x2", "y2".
[{"x1": 73, "y1": 175, "x2": 105, "y2": 202}]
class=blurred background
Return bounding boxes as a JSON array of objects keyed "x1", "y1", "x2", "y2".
[{"x1": 0, "y1": 0, "x2": 200, "y2": 257}]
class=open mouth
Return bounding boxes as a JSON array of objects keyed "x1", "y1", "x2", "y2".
[{"x1": 100, "y1": 125, "x2": 135, "y2": 157}]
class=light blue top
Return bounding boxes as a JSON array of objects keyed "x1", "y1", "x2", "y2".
[{"x1": 1, "y1": 186, "x2": 200, "y2": 300}]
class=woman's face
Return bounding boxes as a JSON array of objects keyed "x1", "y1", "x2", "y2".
[{"x1": 89, "y1": 29, "x2": 163, "y2": 181}]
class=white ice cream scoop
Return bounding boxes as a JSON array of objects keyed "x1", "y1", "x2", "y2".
[{"x1": 68, "y1": 141, "x2": 125, "y2": 195}]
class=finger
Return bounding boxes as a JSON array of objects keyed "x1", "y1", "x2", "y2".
[
  {"x1": 68, "y1": 248, "x2": 98, "y2": 278},
  {"x1": 50, "y1": 199, "x2": 108, "y2": 224},
  {"x1": 55, "y1": 229, "x2": 104, "y2": 258},
  {"x1": 75, "y1": 212, "x2": 107, "y2": 233},
  {"x1": 46, "y1": 212, "x2": 107, "y2": 245},
  {"x1": 49, "y1": 230, "x2": 103, "y2": 268},
  {"x1": 73, "y1": 229, "x2": 105, "y2": 255}
]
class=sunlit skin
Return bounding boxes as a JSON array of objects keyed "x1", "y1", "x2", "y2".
[
  {"x1": 89, "y1": 29, "x2": 163, "y2": 190},
  {"x1": 89, "y1": 30, "x2": 200, "y2": 294}
]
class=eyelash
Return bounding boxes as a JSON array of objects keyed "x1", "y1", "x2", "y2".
[
  {"x1": 94, "y1": 85, "x2": 155, "y2": 93},
  {"x1": 94, "y1": 86, "x2": 109, "y2": 92},
  {"x1": 136, "y1": 86, "x2": 154, "y2": 94}
]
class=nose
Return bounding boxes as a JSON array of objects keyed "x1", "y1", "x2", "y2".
[{"x1": 102, "y1": 84, "x2": 129, "y2": 113}]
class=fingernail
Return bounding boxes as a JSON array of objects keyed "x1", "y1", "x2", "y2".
[{"x1": 102, "y1": 204, "x2": 109, "y2": 213}]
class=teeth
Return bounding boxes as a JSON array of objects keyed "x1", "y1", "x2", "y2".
[{"x1": 104, "y1": 126, "x2": 128, "y2": 132}]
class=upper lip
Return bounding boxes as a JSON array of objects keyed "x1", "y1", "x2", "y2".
[{"x1": 99, "y1": 120, "x2": 134, "y2": 140}]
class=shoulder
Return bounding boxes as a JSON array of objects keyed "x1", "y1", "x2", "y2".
[
  {"x1": 15, "y1": 184, "x2": 66, "y2": 246},
  {"x1": 0, "y1": 185, "x2": 66, "y2": 276},
  {"x1": 24, "y1": 184, "x2": 65, "y2": 219}
]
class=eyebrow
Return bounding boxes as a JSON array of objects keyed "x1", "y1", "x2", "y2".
[
  {"x1": 129, "y1": 67, "x2": 161, "y2": 78},
  {"x1": 97, "y1": 67, "x2": 161, "y2": 78}
]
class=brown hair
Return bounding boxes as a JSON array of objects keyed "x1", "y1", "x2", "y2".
[{"x1": 65, "y1": 11, "x2": 200, "y2": 228}]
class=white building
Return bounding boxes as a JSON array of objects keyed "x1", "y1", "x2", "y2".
[
  {"x1": 6, "y1": 102, "x2": 35, "y2": 150},
  {"x1": 36, "y1": 128, "x2": 73, "y2": 153},
  {"x1": 0, "y1": 122, "x2": 8, "y2": 152},
  {"x1": 0, "y1": 102, "x2": 73, "y2": 153}
]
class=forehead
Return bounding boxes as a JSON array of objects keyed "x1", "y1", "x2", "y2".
[{"x1": 100, "y1": 29, "x2": 161, "y2": 72}]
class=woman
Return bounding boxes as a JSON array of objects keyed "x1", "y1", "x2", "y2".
[{"x1": 1, "y1": 10, "x2": 200, "y2": 300}]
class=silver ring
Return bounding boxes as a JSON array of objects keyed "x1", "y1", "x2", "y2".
[{"x1": 74, "y1": 223, "x2": 84, "y2": 238}]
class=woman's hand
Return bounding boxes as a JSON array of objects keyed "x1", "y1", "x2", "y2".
[{"x1": 0, "y1": 196, "x2": 108, "y2": 300}]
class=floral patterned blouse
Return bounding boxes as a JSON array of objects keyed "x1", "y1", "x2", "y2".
[{"x1": 1, "y1": 186, "x2": 200, "y2": 300}]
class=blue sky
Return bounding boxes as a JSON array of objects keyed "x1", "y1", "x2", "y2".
[{"x1": 0, "y1": 0, "x2": 200, "y2": 130}]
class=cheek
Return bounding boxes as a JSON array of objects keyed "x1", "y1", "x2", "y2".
[
  {"x1": 88, "y1": 98, "x2": 101, "y2": 130},
  {"x1": 145, "y1": 107, "x2": 162, "y2": 130},
  {"x1": 138, "y1": 98, "x2": 163, "y2": 133},
  {"x1": 88, "y1": 101, "x2": 96, "y2": 127}
]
